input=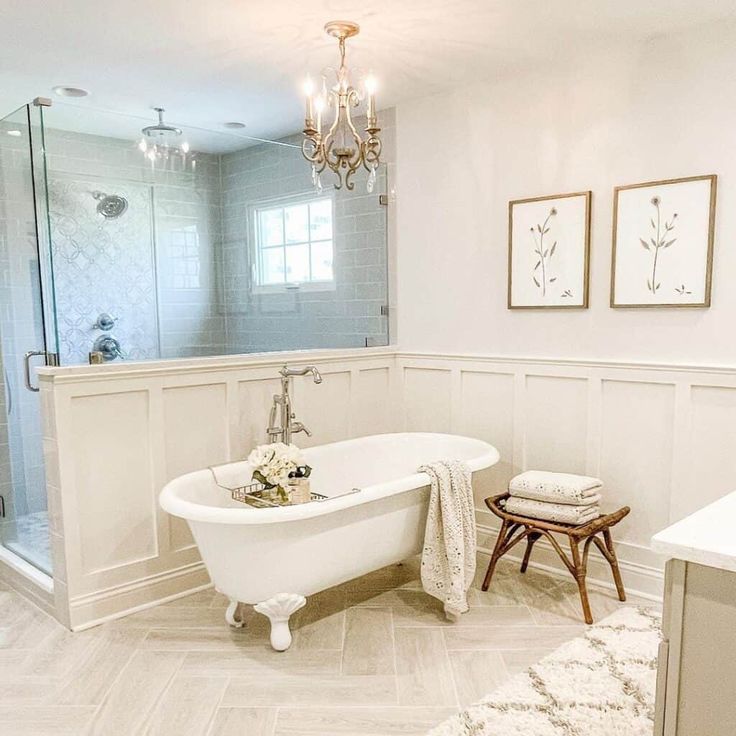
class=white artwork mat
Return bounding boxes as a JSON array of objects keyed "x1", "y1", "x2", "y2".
[
  {"x1": 612, "y1": 178, "x2": 714, "y2": 306},
  {"x1": 509, "y1": 194, "x2": 589, "y2": 308}
]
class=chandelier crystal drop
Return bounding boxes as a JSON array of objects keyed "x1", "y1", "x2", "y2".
[
  {"x1": 138, "y1": 107, "x2": 195, "y2": 170},
  {"x1": 302, "y1": 21, "x2": 381, "y2": 192}
]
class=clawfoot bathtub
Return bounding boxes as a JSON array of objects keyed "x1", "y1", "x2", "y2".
[{"x1": 159, "y1": 432, "x2": 499, "y2": 650}]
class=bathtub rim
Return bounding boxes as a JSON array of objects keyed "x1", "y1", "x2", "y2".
[{"x1": 159, "y1": 432, "x2": 499, "y2": 526}]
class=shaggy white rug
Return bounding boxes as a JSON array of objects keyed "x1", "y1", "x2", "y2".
[{"x1": 429, "y1": 606, "x2": 661, "y2": 736}]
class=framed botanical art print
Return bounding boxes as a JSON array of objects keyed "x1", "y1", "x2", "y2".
[
  {"x1": 508, "y1": 191, "x2": 591, "y2": 309},
  {"x1": 611, "y1": 175, "x2": 717, "y2": 308}
]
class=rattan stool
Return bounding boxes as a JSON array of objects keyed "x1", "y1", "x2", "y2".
[{"x1": 481, "y1": 493, "x2": 630, "y2": 624}]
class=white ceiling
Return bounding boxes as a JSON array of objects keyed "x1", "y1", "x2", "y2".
[{"x1": 1, "y1": 0, "x2": 735, "y2": 141}]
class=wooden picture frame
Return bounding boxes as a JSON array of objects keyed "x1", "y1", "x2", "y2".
[
  {"x1": 508, "y1": 191, "x2": 592, "y2": 309},
  {"x1": 610, "y1": 175, "x2": 717, "y2": 308}
]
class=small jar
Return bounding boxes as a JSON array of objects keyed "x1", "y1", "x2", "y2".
[{"x1": 288, "y1": 466, "x2": 312, "y2": 504}]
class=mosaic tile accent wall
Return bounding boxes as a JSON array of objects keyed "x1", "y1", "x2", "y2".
[{"x1": 44, "y1": 129, "x2": 226, "y2": 363}]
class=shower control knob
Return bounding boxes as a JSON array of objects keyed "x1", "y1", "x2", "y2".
[
  {"x1": 93, "y1": 312, "x2": 118, "y2": 331},
  {"x1": 92, "y1": 335, "x2": 124, "y2": 361}
]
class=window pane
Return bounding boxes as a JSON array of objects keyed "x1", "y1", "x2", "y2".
[
  {"x1": 285, "y1": 244, "x2": 310, "y2": 282},
  {"x1": 309, "y1": 198, "x2": 332, "y2": 240},
  {"x1": 261, "y1": 247, "x2": 285, "y2": 284},
  {"x1": 259, "y1": 208, "x2": 283, "y2": 247},
  {"x1": 284, "y1": 204, "x2": 309, "y2": 244},
  {"x1": 311, "y1": 240, "x2": 333, "y2": 281}
]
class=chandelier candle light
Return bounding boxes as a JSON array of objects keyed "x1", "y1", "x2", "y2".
[{"x1": 302, "y1": 21, "x2": 382, "y2": 192}]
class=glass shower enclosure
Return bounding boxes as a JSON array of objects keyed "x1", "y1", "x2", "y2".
[{"x1": 0, "y1": 100, "x2": 59, "y2": 575}]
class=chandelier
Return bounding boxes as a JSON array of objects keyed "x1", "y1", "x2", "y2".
[
  {"x1": 302, "y1": 21, "x2": 381, "y2": 192},
  {"x1": 138, "y1": 107, "x2": 194, "y2": 169}
]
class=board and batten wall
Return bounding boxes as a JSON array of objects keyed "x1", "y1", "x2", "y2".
[
  {"x1": 39, "y1": 349, "x2": 398, "y2": 629},
  {"x1": 396, "y1": 353, "x2": 736, "y2": 598},
  {"x1": 38, "y1": 345, "x2": 736, "y2": 628}
]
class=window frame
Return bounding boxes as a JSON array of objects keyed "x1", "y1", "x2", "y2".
[{"x1": 249, "y1": 191, "x2": 336, "y2": 293}]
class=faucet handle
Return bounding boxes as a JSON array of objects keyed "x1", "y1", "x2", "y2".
[{"x1": 291, "y1": 421, "x2": 312, "y2": 437}]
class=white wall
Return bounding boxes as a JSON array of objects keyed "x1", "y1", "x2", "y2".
[{"x1": 395, "y1": 22, "x2": 736, "y2": 365}]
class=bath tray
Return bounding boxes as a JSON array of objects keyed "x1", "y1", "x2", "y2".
[{"x1": 208, "y1": 465, "x2": 360, "y2": 509}]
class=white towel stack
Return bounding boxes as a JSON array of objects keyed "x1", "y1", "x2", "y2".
[{"x1": 502, "y1": 470, "x2": 603, "y2": 525}]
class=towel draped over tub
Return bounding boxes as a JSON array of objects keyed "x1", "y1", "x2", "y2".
[{"x1": 419, "y1": 460, "x2": 476, "y2": 621}]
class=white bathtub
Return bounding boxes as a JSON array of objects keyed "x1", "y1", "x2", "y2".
[{"x1": 160, "y1": 432, "x2": 499, "y2": 649}]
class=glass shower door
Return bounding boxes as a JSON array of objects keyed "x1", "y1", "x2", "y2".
[{"x1": 0, "y1": 101, "x2": 59, "y2": 575}]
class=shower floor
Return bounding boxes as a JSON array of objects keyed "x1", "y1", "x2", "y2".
[{"x1": 1, "y1": 510, "x2": 51, "y2": 575}]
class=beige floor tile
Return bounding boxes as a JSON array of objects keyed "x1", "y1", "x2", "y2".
[
  {"x1": 342, "y1": 607, "x2": 395, "y2": 675},
  {"x1": 143, "y1": 675, "x2": 228, "y2": 735},
  {"x1": 55, "y1": 628, "x2": 147, "y2": 705},
  {"x1": 19, "y1": 626, "x2": 102, "y2": 678},
  {"x1": 291, "y1": 588, "x2": 346, "y2": 650},
  {"x1": 394, "y1": 628, "x2": 456, "y2": 707},
  {"x1": 444, "y1": 624, "x2": 583, "y2": 651},
  {"x1": 88, "y1": 650, "x2": 185, "y2": 735},
  {"x1": 210, "y1": 707, "x2": 277, "y2": 736},
  {"x1": 0, "y1": 675, "x2": 61, "y2": 705},
  {"x1": 393, "y1": 601, "x2": 535, "y2": 628},
  {"x1": 0, "y1": 705, "x2": 96, "y2": 735},
  {"x1": 0, "y1": 594, "x2": 58, "y2": 649},
  {"x1": 343, "y1": 560, "x2": 422, "y2": 591},
  {"x1": 501, "y1": 648, "x2": 559, "y2": 675},
  {"x1": 162, "y1": 590, "x2": 217, "y2": 607},
  {"x1": 448, "y1": 650, "x2": 509, "y2": 707},
  {"x1": 181, "y1": 648, "x2": 342, "y2": 676},
  {"x1": 143, "y1": 626, "x2": 266, "y2": 651},
  {"x1": 222, "y1": 674, "x2": 397, "y2": 707},
  {"x1": 273, "y1": 706, "x2": 458, "y2": 735},
  {"x1": 111, "y1": 605, "x2": 229, "y2": 629}
]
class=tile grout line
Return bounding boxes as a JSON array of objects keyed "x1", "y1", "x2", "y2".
[{"x1": 440, "y1": 620, "x2": 462, "y2": 712}]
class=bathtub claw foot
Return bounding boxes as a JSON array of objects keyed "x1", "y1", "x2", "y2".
[
  {"x1": 225, "y1": 600, "x2": 245, "y2": 628},
  {"x1": 254, "y1": 593, "x2": 306, "y2": 651}
]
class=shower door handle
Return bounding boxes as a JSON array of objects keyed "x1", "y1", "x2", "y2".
[{"x1": 23, "y1": 350, "x2": 57, "y2": 392}]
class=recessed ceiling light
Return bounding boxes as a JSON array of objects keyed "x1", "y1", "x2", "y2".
[
  {"x1": 223, "y1": 121, "x2": 246, "y2": 129},
  {"x1": 6, "y1": 129, "x2": 22, "y2": 137},
  {"x1": 52, "y1": 86, "x2": 90, "y2": 98}
]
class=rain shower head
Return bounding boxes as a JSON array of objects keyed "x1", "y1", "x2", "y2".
[
  {"x1": 93, "y1": 191, "x2": 128, "y2": 219},
  {"x1": 141, "y1": 107, "x2": 182, "y2": 139}
]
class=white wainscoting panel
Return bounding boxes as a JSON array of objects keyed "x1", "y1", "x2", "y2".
[
  {"x1": 403, "y1": 367, "x2": 452, "y2": 432},
  {"x1": 599, "y1": 380, "x2": 675, "y2": 550},
  {"x1": 524, "y1": 375, "x2": 588, "y2": 475},
  {"x1": 35, "y1": 347, "x2": 736, "y2": 628},
  {"x1": 397, "y1": 353, "x2": 736, "y2": 598},
  {"x1": 40, "y1": 349, "x2": 397, "y2": 629},
  {"x1": 71, "y1": 390, "x2": 157, "y2": 576},
  {"x1": 682, "y1": 385, "x2": 736, "y2": 521}
]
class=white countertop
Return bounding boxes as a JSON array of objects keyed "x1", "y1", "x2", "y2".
[{"x1": 651, "y1": 490, "x2": 736, "y2": 573}]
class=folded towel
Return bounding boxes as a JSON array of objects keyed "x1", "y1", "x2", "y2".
[
  {"x1": 509, "y1": 470, "x2": 602, "y2": 506},
  {"x1": 502, "y1": 496, "x2": 600, "y2": 525},
  {"x1": 419, "y1": 460, "x2": 476, "y2": 622}
]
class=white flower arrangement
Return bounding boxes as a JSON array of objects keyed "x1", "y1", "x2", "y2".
[{"x1": 247, "y1": 442, "x2": 306, "y2": 491}]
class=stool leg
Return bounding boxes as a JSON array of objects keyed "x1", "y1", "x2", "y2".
[
  {"x1": 569, "y1": 536, "x2": 593, "y2": 625},
  {"x1": 603, "y1": 529, "x2": 626, "y2": 602},
  {"x1": 520, "y1": 531, "x2": 540, "y2": 573},
  {"x1": 482, "y1": 519, "x2": 509, "y2": 592}
]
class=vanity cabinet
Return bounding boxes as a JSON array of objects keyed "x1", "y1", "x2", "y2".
[{"x1": 652, "y1": 492, "x2": 736, "y2": 736}]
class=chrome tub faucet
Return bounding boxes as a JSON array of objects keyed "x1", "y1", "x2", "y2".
[{"x1": 267, "y1": 365, "x2": 323, "y2": 444}]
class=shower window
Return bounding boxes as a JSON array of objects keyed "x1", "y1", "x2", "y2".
[{"x1": 252, "y1": 195, "x2": 335, "y2": 290}]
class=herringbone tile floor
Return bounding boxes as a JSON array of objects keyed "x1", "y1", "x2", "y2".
[{"x1": 0, "y1": 557, "x2": 657, "y2": 735}]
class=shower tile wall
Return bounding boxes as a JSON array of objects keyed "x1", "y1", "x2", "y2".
[
  {"x1": 219, "y1": 109, "x2": 393, "y2": 353},
  {"x1": 44, "y1": 129, "x2": 226, "y2": 363}
]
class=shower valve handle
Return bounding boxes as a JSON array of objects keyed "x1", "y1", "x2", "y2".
[{"x1": 93, "y1": 312, "x2": 119, "y2": 331}]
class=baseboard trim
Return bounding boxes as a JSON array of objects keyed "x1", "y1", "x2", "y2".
[
  {"x1": 69, "y1": 561, "x2": 212, "y2": 630},
  {"x1": 476, "y1": 523, "x2": 664, "y2": 601}
]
